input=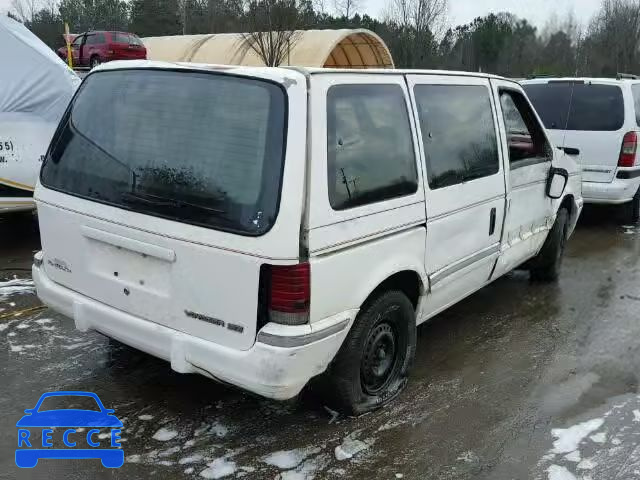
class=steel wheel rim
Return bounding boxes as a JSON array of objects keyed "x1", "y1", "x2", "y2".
[{"x1": 361, "y1": 318, "x2": 399, "y2": 395}]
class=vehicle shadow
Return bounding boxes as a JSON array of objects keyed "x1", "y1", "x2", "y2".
[{"x1": 0, "y1": 212, "x2": 40, "y2": 273}]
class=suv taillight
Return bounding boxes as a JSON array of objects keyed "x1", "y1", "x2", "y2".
[
  {"x1": 619, "y1": 131, "x2": 638, "y2": 167},
  {"x1": 268, "y1": 263, "x2": 310, "y2": 326}
]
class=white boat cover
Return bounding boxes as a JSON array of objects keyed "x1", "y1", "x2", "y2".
[
  {"x1": 0, "y1": 15, "x2": 80, "y2": 123},
  {"x1": 0, "y1": 16, "x2": 80, "y2": 211}
]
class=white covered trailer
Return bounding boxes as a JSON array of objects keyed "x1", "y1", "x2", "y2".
[{"x1": 0, "y1": 16, "x2": 80, "y2": 213}]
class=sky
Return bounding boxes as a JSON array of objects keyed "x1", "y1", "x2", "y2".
[{"x1": 0, "y1": 0, "x2": 603, "y2": 29}]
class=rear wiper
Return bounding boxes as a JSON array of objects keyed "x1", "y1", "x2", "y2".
[{"x1": 121, "y1": 192, "x2": 226, "y2": 214}]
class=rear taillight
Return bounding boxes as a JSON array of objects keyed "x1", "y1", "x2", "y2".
[
  {"x1": 619, "y1": 131, "x2": 638, "y2": 167},
  {"x1": 268, "y1": 263, "x2": 310, "y2": 326}
]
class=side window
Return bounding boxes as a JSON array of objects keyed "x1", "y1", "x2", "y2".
[
  {"x1": 327, "y1": 84, "x2": 418, "y2": 210},
  {"x1": 85, "y1": 34, "x2": 97, "y2": 45},
  {"x1": 71, "y1": 35, "x2": 84, "y2": 47},
  {"x1": 632, "y1": 84, "x2": 640, "y2": 127},
  {"x1": 499, "y1": 90, "x2": 551, "y2": 167},
  {"x1": 414, "y1": 84, "x2": 499, "y2": 190},
  {"x1": 95, "y1": 32, "x2": 106, "y2": 44}
]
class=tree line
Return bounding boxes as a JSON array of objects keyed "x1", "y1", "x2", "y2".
[{"x1": 8, "y1": 0, "x2": 640, "y2": 77}]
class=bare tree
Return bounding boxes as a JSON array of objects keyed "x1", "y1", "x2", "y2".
[
  {"x1": 588, "y1": 0, "x2": 640, "y2": 74},
  {"x1": 384, "y1": 0, "x2": 447, "y2": 67},
  {"x1": 385, "y1": 0, "x2": 447, "y2": 38},
  {"x1": 333, "y1": 0, "x2": 359, "y2": 19},
  {"x1": 10, "y1": 0, "x2": 42, "y2": 22},
  {"x1": 238, "y1": 0, "x2": 302, "y2": 66}
]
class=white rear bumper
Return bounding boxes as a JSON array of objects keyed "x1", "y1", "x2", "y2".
[
  {"x1": 33, "y1": 261, "x2": 354, "y2": 400},
  {"x1": 582, "y1": 175, "x2": 640, "y2": 204}
]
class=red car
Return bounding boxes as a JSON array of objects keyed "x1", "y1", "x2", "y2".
[{"x1": 57, "y1": 31, "x2": 146, "y2": 69}]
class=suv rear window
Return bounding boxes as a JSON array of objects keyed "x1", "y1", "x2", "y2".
[
  {"x1": 41, "y1": 69, "x2": 287, "y2": 236},
  {"x1": 523, "y1": 82, "x2": 624, "y2": 131}
]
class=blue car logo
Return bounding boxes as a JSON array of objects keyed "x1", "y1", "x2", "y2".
[{"x1": 16, "y1": 391, "x2": 123, "y2": 468}]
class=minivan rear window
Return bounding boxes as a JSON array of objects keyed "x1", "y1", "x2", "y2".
[
  {"x1": 523, "y1": 82, "x2": 624, "y2": 131},
  {"x1": 41, "y1": 69, "x2": 287, "y2": 236}
]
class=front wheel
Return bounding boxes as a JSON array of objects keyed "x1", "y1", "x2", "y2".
[
  {"x1": 530, "y1": 208, "x2": 569, "y2": 282},
  {"x1": 320, "y1": 290, "x2": 416, "y2": 416},
  {"x1": 90, "y1": 56, "x2": 101, "y2": 69}
]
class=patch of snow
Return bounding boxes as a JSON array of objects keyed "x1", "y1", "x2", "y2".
[
  {"x1": 633, "y1": 410, "x2": 640, "y2": 422},
  {"x1": 126, "y1": 454, "x2": 142, "y2": 463},
  {"x1": 158, "y1": 460, "x2": 174, "y2": 466},
  {"x1": 7, "y1": 332, "x2": 16, "y2": 336},
  {"x1": 564, "y1": 451, "x2": 581, "y2": 462},
  {"x1": 577, "y1": 458, "x2": 596, "y2": 470},
  {"x1": 35, "y1": 318, "x2": 52, "y2": 324},
  {"x1": 185, "y1": 467, "x2": 194, "y2": 474},
  {"x1": 547, "y1": 465, "x2": 577, "y2": 480},
  {"x1": 551, "y1": 418, "x2": 604, "y2": 453},
  {"x1": 62, "y1": 341, "x2": 94, "y2": 350},
  {"x1": 199, "y1": 458, "x2": 237, "y2": 479},
  {"x1": 139, "y1": 414, "x2": 154, "y2": 421},
  {"x1": 334, "y1": 434, "x2": 374, "y2": 461},
  {"x1": 153, "y1": 428, "x2": 178, "y2": 441},
  {"x1": 16, "y1": 323, "x2": 30, "y2": 329},
  {"x1": 10, "y1": 344, "x2": 36, "y2": 352},
  {"x1": 396, "y1": 475, "x2": 404, "y2": 479},
  {"x1": 9, "y1": 302, "x2": 15, "y2": 307},
  {"x1": 184, "y1": 439, "x2": 196, "y2": 448},
  {"x1": 612, "y1": 437, "x2": 622, "y2": 445},
  {"x1": 589, "y1": 432, "x2": 606, "y2": 444},
  {"x1": 98, "y1": 433, "x2": 110, "y2": 440},
  {"x1": 159, "y1": 446, "x2": 181, "y2": 457},
  {"x1": 263, "y1": 447, "x2": 320, "y2": 469},
  {"x1": 457, "y1": 451, "x2": 479, "y2": 463},
  {"x1": 276, "y1": 454, "x2": 330, "y2": 480},
  {"x1": 209, "y1": 422, "x2": 228, "y2": 438},
  {"x1": 179, "y1": 454, "x2": 204, "y2": 465},
  {"x1": 378, "y1": 420, "x2": 405, "y2": 431},
  {"x1": 0, "y1": 278, "x2": 35, "y2": 298}
]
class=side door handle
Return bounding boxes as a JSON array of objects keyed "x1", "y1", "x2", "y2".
[
  {"x1": 489, "y1": 207, "x2": 497, "y2": 236},
  {"x1": 557, "y1": 146, "x2": 580, "y2": 156}
]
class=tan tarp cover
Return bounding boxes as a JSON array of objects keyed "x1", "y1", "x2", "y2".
[{"x1": 142, "y1": 29, "x2": 394, "y2": 68}]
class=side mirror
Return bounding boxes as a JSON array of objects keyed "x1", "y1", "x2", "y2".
[{"x1": 546, "y1": 167, "x2": 569, "y2": 199}]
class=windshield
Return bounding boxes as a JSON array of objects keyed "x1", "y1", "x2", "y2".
[
  {"x1": 38, "y1": 395, "x2": 101, "y2": 412},
  {"x1": 41, "y1": 69, "x2": 287, "y2": 235},
  {"x1": 523, "y1": 82, "x2": 624, "y2": 131}
]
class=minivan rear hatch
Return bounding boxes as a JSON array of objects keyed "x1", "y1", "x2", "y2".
[
  {"x1": 37, "y1": 66, "x2": 307, "y2": 350},
  {"x1": 524, "y1": 80, "x2": 626, "y2": 183}
]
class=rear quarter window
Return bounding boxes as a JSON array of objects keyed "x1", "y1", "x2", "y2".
[
  {"x1": 523, "y1": 82, "x2": 624, "y2": 131},
  {"x1": 326, "y1": 84, "x2": 418, "y2": 210}
]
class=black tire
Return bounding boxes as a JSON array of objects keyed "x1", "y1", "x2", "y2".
[
  {"x1": 620, "y1": 188, "x2": 640, "y2": 223},
  {"x1": 90, "y1": 55, "x2": 101, "y2": 68},
  {"x1": 530, "y1": 208, "x2": 569, "y2": 282},
  {"x1": 320, "y1": 290, "x2": 417, "y2": 416}
]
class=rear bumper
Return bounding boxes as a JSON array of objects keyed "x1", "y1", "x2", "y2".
[
  {"x1": 33, "y1": 261, "x2": 354, "y2": 400},
  {"x1": 582, "y1": 176, "x2": 640, "y2": 204}
]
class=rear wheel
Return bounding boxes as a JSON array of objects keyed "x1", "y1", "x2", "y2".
[
  {"x1": 620, "y1": 188, "x2": 640, "y2": 223},
  {"x1": 530, "y1": 208, "x2": 569, "y2": 282},
  {"x1": 320, "y1": 290, "x2": 416, "y2": 416}
]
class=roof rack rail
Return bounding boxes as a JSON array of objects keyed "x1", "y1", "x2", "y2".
[
  {"x1": 617, "y1": 73, "x2": 640, "y2": 80},
  {"x1": 527, "y1": 74, "x2": 554, "y2": 79}
]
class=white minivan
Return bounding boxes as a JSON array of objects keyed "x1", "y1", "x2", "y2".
[
  {"x1": 33, "y1": 61, "x2": 582, "y2": 414},
  {"x1": 522, "y1": 76, "x2": 640, "y2": 221}
]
